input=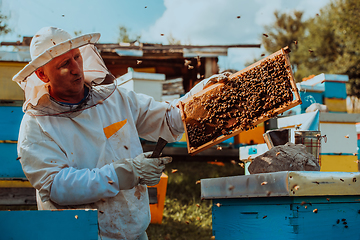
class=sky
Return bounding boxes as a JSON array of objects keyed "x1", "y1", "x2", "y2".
[{"x1": 0, "y1": 0, "x2": 332, "y2": 71}]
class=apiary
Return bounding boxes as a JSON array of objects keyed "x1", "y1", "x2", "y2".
[
  {"x1": 201, "y1": 171, "x2": 360, "y2": 239},
  {"x1": 179, "y1": 47, "x2": 301, "y2": 155}
]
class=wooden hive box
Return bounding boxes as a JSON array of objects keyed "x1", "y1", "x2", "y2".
[{"x1": 179, "y1": 47, "x2": 301, "y2": 155}]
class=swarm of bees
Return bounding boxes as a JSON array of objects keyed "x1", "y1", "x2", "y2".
[{"x1": 184, "y1": 54, "x2": 293, "y2": 148}]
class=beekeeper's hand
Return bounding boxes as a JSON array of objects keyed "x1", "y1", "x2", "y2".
[
  {"x1": 204, "y1": 72, "x2": 232, "y2": 88},
  {"x1": 112, "y1": 152, "x2": 172, "y2": 190}
]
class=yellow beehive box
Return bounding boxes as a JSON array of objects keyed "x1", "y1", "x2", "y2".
[
  {"x1": 0, "y1": 62, "x2": 25, "y2": 101},
  {"x1": 320, "y1": 155, "x2": 358, "y2": 172}
]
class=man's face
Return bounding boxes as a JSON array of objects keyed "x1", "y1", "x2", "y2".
[{"x1": 38, "y1": 48, "x2": 85, "y2": 103}]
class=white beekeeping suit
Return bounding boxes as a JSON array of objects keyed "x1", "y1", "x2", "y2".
[{"x1": 14, "y1": 27, "x2": 223, "y2": 240}]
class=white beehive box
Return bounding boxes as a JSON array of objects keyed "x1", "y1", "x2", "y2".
[{"x1": 116, "y1": 71, "x2": 166, "y2": 101}]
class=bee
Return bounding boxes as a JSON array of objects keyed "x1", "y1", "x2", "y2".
[
  {"x1": 340, "y1": 178, "x2": 344, "y2": 182},
  {"x1": 196, "y1": 204, "x2": 200, "y2": 208},
  {"x1": 160, "y1": 33, "x2": 164, "y2": 36},
  {"x1": 195, "y1": 180, "x2": 201, "y2": 184},
  {"x1": 171, "y1": 169, "x2": 178, "y2": 173},
  {"x1": 345, "y1": 135, "x2": 349, "y2": 138},
  {"x1": 184, "y1": 59, "x2": 191, "y2": 66},
  {"x1": 313, "y1": 209, "x2": 318, "y2": 213},
  {"x1": 237, "y1": 16, "x2": 241, "y2": 19},
  {"x1": 228, "y1": 185, "x2": 235, "y2": 190},
  {"x1": 188, "y1": 65, "x2": 194, "y2": 70},
  {"x1": 261, "y1": 181, "x2": 268, "y2": 185},
  {"x1": 215, "y1": 203, "x2": 221, "y2": 207},
  {"x1": 276, "y1": 152, "x2": 280, "y2": 156},
  {"x1": 75, "y1": 215, "x2": 79, "y2": 219},
  {"x1": 108, "y1": 180, "x2": 114, "y2": 184},
  {"x1": 136, "y1": 60, "x2": 142, "y2": 64},
  {"x1": 308, "y1": 49, "x2": 314, "y2": 53},
  {"x1": 262, "y1": 215, "x2": 267, "y2": 219},
  {"x1": 263, "y1": 33, "x2": 269, "y2": 37}
]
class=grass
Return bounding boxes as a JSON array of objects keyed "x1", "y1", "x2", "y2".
[{"x1": 147, "y1": 160, "x2": 244, "y2": 240}]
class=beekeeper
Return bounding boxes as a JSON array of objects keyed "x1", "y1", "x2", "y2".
[{"x1": 14, "y1": 27, "x2": 229, "y2": 240}]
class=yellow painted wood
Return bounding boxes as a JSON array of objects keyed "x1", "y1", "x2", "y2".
[
  {"x1": 0, "y1": 180, "x2": 33, "y2": 188},
  {"x1": 149, "y1": 173, "x2": 168, "y2": 224},
  {"x1": 320, "y1": 155, "x2": 359, "y2": 172},
  {"x1": 0, "y1": 62, "x2": 26, "y2": 100},
  {"x1": 235, "y1": 122, "x2": 265, "y2": 145},
  {"x1": 323, "y1": 98, "x2": 347, "y2": 112}
]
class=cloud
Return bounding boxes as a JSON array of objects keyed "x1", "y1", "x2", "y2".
[
  {"x1": 141, "y1": 0, "x2": 264, "y2": 45},
  {"x1": 141, "y1": 0, "x2": 332, "y2": 71}
]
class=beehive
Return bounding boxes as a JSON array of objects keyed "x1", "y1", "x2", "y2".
[{"x1": 179, "y1": 47, "x2": 301, "y2": 155}]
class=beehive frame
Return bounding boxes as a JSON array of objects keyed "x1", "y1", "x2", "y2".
[{"x1": 179, "y1": 47, "x2": 301, "y2": 155}]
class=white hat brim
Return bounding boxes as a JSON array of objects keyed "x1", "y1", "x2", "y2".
[{"x1": 12, "y1": 33, "x2": 101, "y2": 83}]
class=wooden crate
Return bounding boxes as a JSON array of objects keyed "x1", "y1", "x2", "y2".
[{"x1": 179, "y1": 47, "x2": 301, "y2": 155}]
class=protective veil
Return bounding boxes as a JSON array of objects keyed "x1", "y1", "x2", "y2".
[{"x1": 15, "y1": 27, "x2": 213, "y2": 240}]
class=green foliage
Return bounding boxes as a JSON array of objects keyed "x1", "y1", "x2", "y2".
[
  {"x1": 263, "y1": 10, "x2": 305, "y2": 53},
  {"x1": 147, "y1": 161, "x2": 244, "y2": 239},
  {"x1": 262, "y1": 0, "x2": 360, "y2": 96},
  {"x1": 0, "y1": 11, "x2": 11, "y2": 35},
  {"x1": 117, "y1": 25, "x2": 141, "y2": 43}
]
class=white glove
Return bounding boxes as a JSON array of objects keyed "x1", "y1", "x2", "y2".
[
  {"x1": 204, "y1": 72, "x2": 232, "y2": 88},
  {"x1": 113, "y1": 152, "x2": 172, "y2": 190}
]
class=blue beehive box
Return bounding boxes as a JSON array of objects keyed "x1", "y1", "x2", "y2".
[
  {"x1": 0, "y1": 105, "x2": 25, "y2": 178},
  {"x1": 201, "y1": 171, "x2": 360, "y2": 239}
]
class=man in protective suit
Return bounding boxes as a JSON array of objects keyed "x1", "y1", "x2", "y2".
[{"x1": 14, "y1": 27, "x2": 229, "y2": 240}]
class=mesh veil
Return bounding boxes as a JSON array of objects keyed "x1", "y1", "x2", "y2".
[{"x1": 21, "y1": 44, "x2": 116, "y2": 117}]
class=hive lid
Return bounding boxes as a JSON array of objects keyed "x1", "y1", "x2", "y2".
[{"x1": 201, "y1": 171, "x2": 360, "y2": 199}]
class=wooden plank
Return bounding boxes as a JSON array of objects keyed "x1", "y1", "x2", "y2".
[
  {"x1": 179, "y1": 47, "x2": 301, "y2": 155},
  {"x1": 0, "y1": 187, "x2": 36, "y2": 205},
  {"x1": 0, "y1": 210, "x2": 98, "y2": 240}
]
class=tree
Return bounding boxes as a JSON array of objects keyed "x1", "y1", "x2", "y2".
[
  {"x1": 0, "y1": 11, "x2": 11, "y2": 35},
  {"x1": 262, "y1": 0, "x2": 360, "y2": 97},
  {"x1": 167, "y1": 33, "x2": 181, "y2": 45},
  {"x1": 296, "y1": 0, "x2": 360, "y2": 97},
  {"x1": 262, "y1": 10, "x2": 307, "y2": 80},
  {"x1": 117, "y1": 25, "x2": 141, "y2": 43}
]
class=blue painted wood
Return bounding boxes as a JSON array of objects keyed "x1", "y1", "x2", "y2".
[
  {"x1": 300, "y1": 91, "x2": 323, "y2": 113},
  {"x1": 0, "y1": 210, "x2": 98, "y2": 240},
  {"x1": 212, "y1": 196, "x2": 360, "y2": 240},
  {"x1": 0, "y1": 142, "x2": 25, "y2": 178},
  {"x1": 0, "y1": 106, "x2": 23, "y2": 140},
  {"x1": 324, "y1": 82, "x2": 347, "y2": 99}
]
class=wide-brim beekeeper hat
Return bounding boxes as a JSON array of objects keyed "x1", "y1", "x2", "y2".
[{"x1": 13, "y1": 26, "x2": 112, "y2": 111}]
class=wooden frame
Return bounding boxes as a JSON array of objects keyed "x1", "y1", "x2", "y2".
[{"x1": 179, "y1": 47, "x2": 301, "y2": 155}]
